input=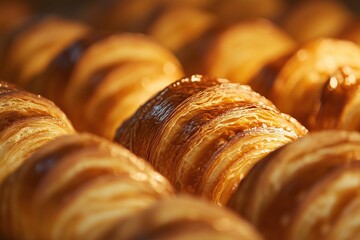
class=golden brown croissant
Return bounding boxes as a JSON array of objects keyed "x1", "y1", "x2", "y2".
[
  {"x1": 61, "y1": 33, "x2": 183, "y2": 138},
  {"x1": 0, "y1": 133, "x2": 174, "y2": 240},
  {"x1": 105, "y1": 196, "x2": 263, "y2": 240},
  {"x1": 2, "y1": 17, "x2": 184, "y2": 139},
  {"x1": 1, "y1": 16, "x2": 89, "y2": 86},
  {"x1": 205, "y1": 19, "x2": 296, "y2": 84},
  {"x1": 115, "y1": 75, "x2": 307, "y2": 206},
  {"x1": 0, "y1": 81, "x2": 74, "y2": 183},
  {"x1": 229, "y1": 130, "x2": 360, "y2": 240},
  {"x1": 251, "y1": 38, "x2": 360, "y2": 127}
]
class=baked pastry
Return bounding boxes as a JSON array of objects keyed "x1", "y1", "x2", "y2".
[
  {"x1": 59, "y1": 33, "x2": 183, "y2": 138},
  {"x1": 1, "y1": 16, "x2": 89, "y2": 86},
  {"x1": 0, "y1": 133, "x2": 174, "y2": 240},
  {"x1": 206, "y1": 19, "x2": 295, "y2": 84},
  {"x1": 229, "y1": 130, "x2": 360, "y2": 240},
  {"x1": 283, "y1": 0, "x2": 353, "y2": 42},
  {"x1": 251, "y1": 38, "x2": 360, "y2": 127},
  {"x1": 115, "y1": 75, "x2": 307, "y2": 206},
  {"x1": 29, "y1": 34, "x2": 101, "y2": 110},
  {"x1": 105, "y1": 196, "x2": 263, "y2": 240},
  {"x1": 2, "y1": 16, "x2": 184, "y2": 139},
  {"x1": 0, "y1": 81, "x2": 74, "y2": 183}
]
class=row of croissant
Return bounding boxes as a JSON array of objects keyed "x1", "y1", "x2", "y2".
[
  {"x1": 1, "y1": 2, "x2": 360, "y2": 240},
  {"x1": 2, "y1": 74, "x2": 360, "y2": 240},
  {"x1": 3, "y1": 0, "x2": 357, "y2": 43},
  {"x1": 0, "y1": 16, "x2": 360, "y2": 139}
]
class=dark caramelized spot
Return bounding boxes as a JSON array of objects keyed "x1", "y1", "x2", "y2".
[
  {"x1": 35, "y1": 34, "x2": 105, "y2": 103},
  {"x1": 18, "y1": 138, "x2": 101, "y2": 202},
  {"x1": 250, "y1": 53, "x2": 291, "y2": 98},
  {"x1": 310, "y1": 66, "x2": 360, "y2": 130},
  {"x1": 169, "y1": 104, "x2": 242, "y2": 153},
  {"x1": 77, "y1": 62, "x2": 126, "y2": 111},
  {"x1": 5, "y1": 140, "x2": 89, "y2": 229}
]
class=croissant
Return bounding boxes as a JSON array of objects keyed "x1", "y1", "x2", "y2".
[
  {"x1": 115, "y1": 75, "x2": 307, "y2": 206},
  {"x1": 62, "y1": 33, "x2": 183, "y2": 138},
  {"x1": 0, "y1": 133, "x2": 174, "y2": 240},
  {"x1": 1, "y1": 16, "x2": 89, "y2": 86},
  {"x1": 251, "y1": 38, "x2": 360, "y2": 128},
  {"x1": 205, "y1": 19, "x2": 296, "y2": 84},
  {"x1": 282, "y1": 0, "x2": 353, "y2": 43},
  {"x1": 0, "y1": 81, "x2": 74, "y2": 183},
  {"x1": 229, "y1": 130, "x2": 360, "y2": 240},
  {"x1": 2, "y1": 17, "x2": 184, "y2": 139}
]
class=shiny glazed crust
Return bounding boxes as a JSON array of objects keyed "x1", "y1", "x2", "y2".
[
  {"x1": 0, "y1": 81, "x2": 74, "y2": 182},
  {"x1": 229, "y1": 130, "x2": 360, "y2": 240},
  {"x1": 0, "y1": 133, "x2": 174, "y2": 240},
  {"x1": 251, "y1": 38, "x2": 360, "y2": 127},
  {"x1": 115, "y1": 75, "x2": 307, "y2": 206}
]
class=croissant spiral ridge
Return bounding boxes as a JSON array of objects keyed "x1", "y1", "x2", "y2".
[
  {"x1": 229, "y1": 130, "x2": 360, "y2": 240},
  {"x1": 116, "y1": 75, "x2": 307, "y2": 206}
]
